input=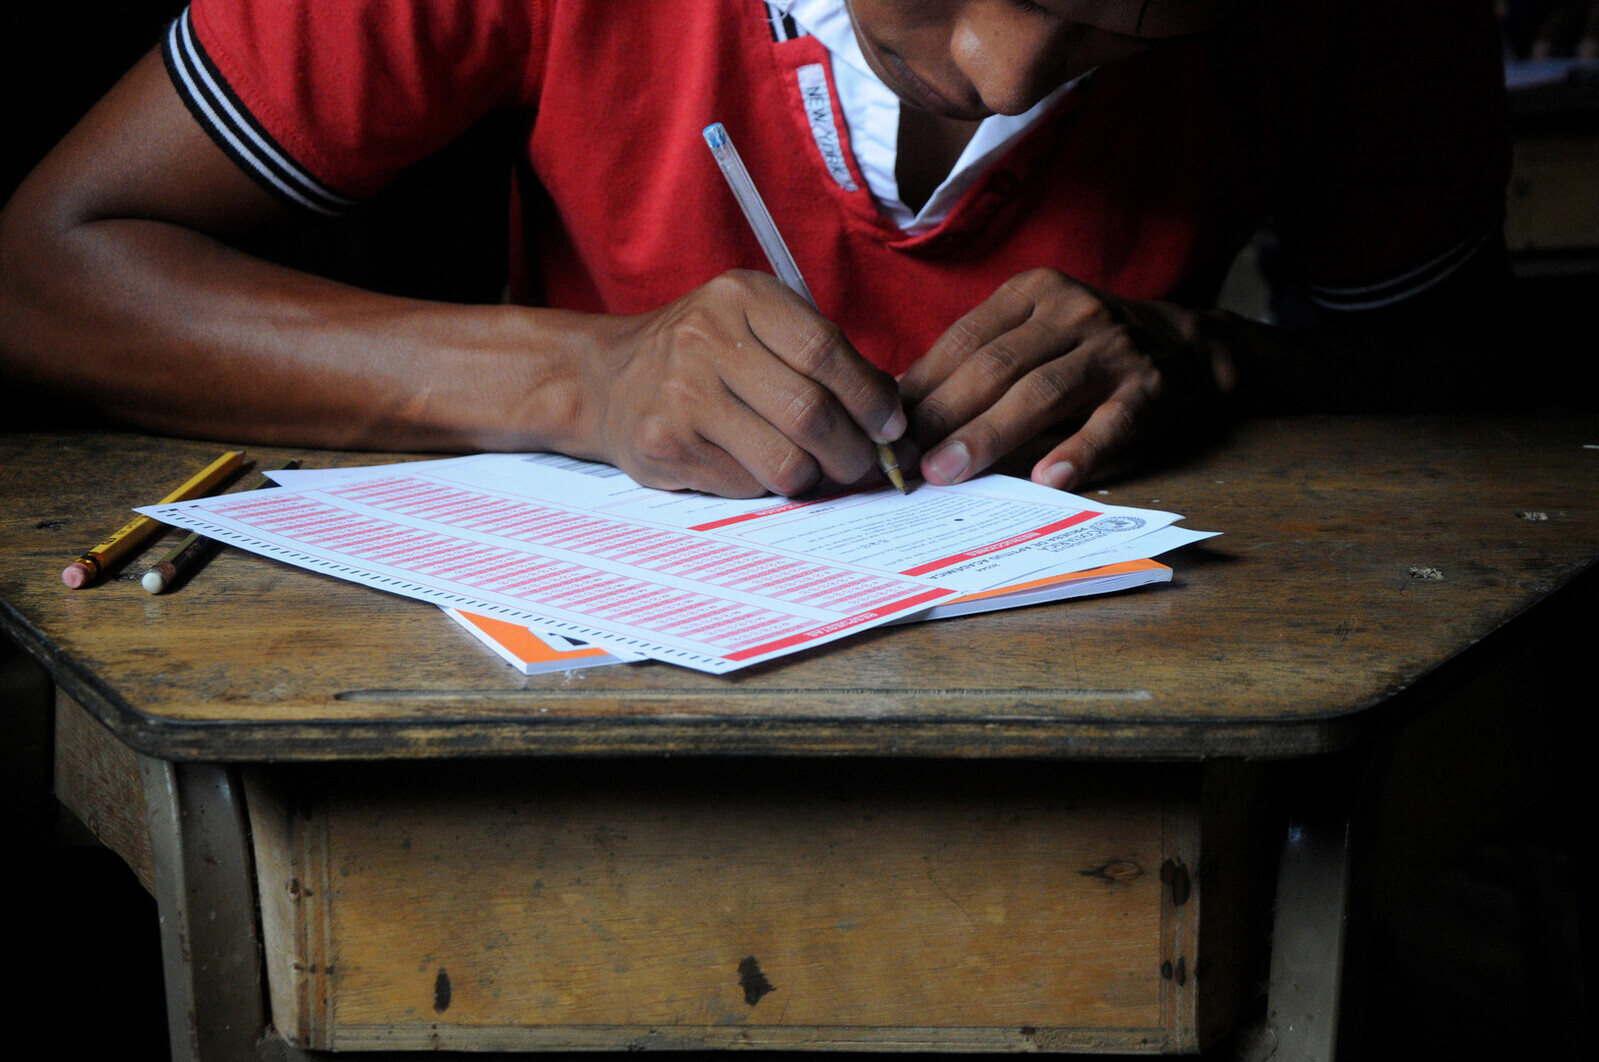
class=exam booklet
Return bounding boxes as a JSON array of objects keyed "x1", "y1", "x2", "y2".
[
  {"x1": 443, "y1": 608, "x2": 638, "y2": 675},
  {"x1": 142, "y1": 453, "x2": 1215, "y2": 674},
  {"x1": 444, "y1": 532, "x2": 1208, "y2": 674}
]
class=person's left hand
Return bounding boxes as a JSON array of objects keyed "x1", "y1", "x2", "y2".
[{"x1": 898, "y1": 268, "x2": 1235, "y2": 491}]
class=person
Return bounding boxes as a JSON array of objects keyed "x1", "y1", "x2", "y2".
[{"x1": 0, "y1": 0, "x2": 1511, "y2": 498}]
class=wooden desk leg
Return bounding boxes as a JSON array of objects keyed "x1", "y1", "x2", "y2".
[
  {"x1": 140, "y1": 756, "x2": 279, "y2": 1062},
  {"x1": 1259, "y1": 777, "x2": 1354, "y2": 1062}
]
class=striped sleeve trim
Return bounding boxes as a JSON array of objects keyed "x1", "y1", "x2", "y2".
[
  {"x1": 764, "y1": 2, "x2": 804, "y2": 42},
  {"x1": 162, "y1": 7, "x2": 357, "y2": 215},
  {"x1": 1304, "y1": 209, "x2": 1501, "y2": 313}
]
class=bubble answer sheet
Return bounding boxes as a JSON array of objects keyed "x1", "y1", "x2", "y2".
[{"x1": 141, "y1": 453, "x2": 1212, "y2": 674}]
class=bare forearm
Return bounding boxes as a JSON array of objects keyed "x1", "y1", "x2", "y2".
[
  {"x1": 0, "y1": 44, "x2": 906, "y2": 497},
  {"x1": 0, "y1": 210, "x2": 601, "y2": 452},
  {"x1": 0, "y1": 45, "x2": 607, "y2": 454}
]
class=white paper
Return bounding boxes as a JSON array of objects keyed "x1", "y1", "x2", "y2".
[
  {"x1": 146, "y1": 457, "x2": 951, "y2": 672},
  {"x1": 149, "y1": 454, "x2": 1213, "y2": 673}
]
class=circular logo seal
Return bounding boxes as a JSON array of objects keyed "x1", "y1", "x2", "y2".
[{"x1": 1093, "y1": 516, "x2": 1146, "y2": 532}]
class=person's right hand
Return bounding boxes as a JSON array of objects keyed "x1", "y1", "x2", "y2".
[
  {"x1": 0, "y1": 47, "x2": 908, "y2": 481},
  {"x1": 574, "y1": 269, "x2": 906, "y2": 498}
]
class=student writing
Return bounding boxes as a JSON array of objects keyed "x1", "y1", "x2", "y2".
[{"x1": 0, "y1": 0, "x2": 1512, "y2": 498}]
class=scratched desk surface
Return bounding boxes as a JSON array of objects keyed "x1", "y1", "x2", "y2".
[{"x1": 2, "y1": 416, "x2": 1595, "y2": 762}]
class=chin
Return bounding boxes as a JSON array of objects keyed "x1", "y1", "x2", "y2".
[{"x1": 884, "y1": 61, "x2": 989, "y2": 120}]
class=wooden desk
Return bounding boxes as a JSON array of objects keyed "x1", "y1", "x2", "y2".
[{"x1": 2, "y1": 417, "x2": 1595, "y2": 1060}]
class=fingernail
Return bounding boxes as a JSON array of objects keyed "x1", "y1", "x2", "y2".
[
  {"x1": 1036, "y1": 460, "x2": 1075, "y2": 490},
  {"x1": 925, "y1": 441, "x2": 970, "y2": 484},
  {"x1": 878, "y1": 407, "x2": 907, "y2": 443}
]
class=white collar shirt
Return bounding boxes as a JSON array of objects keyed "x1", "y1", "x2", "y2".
[{"x1": 774, "y1": 0, "x2": 1079, "y2": 234}]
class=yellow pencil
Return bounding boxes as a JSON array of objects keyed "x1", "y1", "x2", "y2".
[{"x1": 61, "y1": 450, "x2": 245, "y2": 588}]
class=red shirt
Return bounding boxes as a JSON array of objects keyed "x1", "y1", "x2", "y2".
[{"x1": 166, "y1": 0, "x2": 1510, "y2": 375}]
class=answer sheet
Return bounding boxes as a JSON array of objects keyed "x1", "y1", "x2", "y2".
[{"x1": 143, "y1": 454, "x2": 1194, "y2": 673}]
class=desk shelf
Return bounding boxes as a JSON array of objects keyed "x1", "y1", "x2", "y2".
[{"x1": 242, "y1": 758, "x2": 1264, "y2": 1053}]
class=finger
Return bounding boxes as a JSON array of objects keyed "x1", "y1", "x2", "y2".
[
  {"x1": 920, "y1": 348, "x2": 1105, "y2": 486},
  {"x1": 739, "y1": 274, "x2": 906, "y2": 445},
  {"x1": 698, "y1": 394, "x2": 827, "y2": 498},
  {"x1": 616, "y1": 400, "x2": 773, "y2": 498},
  {"x1": 909, "y1": 311, "x2": 1079, "y2": 455},
  {"x1": 899, "y1": 281, "x2": 1038, "y2": 410},
  {"x1": 622, "y1": 440, "x2": 767, "y2": 498},
  {"x1": 714, "y1": 334, "x2": 879, "y2": 487},
  {"x1": 1030, "y1": 384, "x2": 1148, "y2": 491}
]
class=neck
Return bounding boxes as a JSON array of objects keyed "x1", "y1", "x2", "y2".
[{"x1": 895, "y1": 107, "x2": 982, "y2": 215}]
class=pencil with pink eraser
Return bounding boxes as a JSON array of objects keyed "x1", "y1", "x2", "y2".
[{"x1": 61, "y1": 450, "x2": 244, "y2": 589}]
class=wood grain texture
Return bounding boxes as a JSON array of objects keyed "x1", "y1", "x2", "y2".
[
  {"x1": 243, "y1": 759, "x2": 1211, "y2": 1052},
  {"x1": 53, "y1": 691, "x2": 153, "y2": 892},
  {"x1": 2, "y1": 416, "x2": 1596, "y2": 761}
]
